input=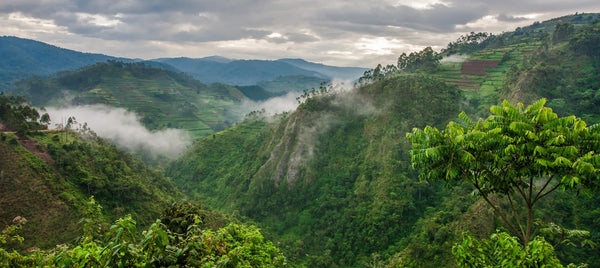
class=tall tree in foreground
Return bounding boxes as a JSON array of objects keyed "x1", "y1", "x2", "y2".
[{"x1": 407, "y1": 99, "x2": 600, "y2": 245}]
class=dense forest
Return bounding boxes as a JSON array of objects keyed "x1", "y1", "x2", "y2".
[
  {"x1": 166, "y1": 14, "x2": 600, "y2": 266},
  {"x1": 1, "y1": 13, "x2": 600, "y2": 267}
]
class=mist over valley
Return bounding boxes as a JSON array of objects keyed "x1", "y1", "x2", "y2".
[{"x1": 1, "y1": 11, "x2": 600, "y2": 267}]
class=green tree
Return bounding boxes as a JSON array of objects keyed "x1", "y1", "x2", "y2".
[
  {"x1": 407, "y1": 99, "x2": 600, "y2": 245},
  {"x1": 453, "y1": 232, "x2": 562, "y2": 267},
  {"x1": 397, "y1": 47, "x2": 441, "y2": 73},
  {"x1": 39, "y1": 113, "x2": 50, "y2": 126},
  {"x1": 553, "y1": 22, "x2": 575, "y2": 44}
]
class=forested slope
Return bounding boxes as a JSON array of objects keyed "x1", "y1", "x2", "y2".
[
  {"x1": 0, "y1": 94, "x2": 182, "y2": 249},
  {"x1": 166, "y1": 15, "x2": 600, "y2": 267},
  {"x1": 0, "y1": 94, "x2": 285, "y2": 268},
  {"x1": 166, "y1": 74, "x2": 462, "y2": 266},
  {"x1": 0, "y1": 129, "x2": 183, "y2": 249}
]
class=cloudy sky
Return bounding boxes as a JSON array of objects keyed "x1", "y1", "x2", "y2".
[{"x1": 2, "y1": 0, "x2": 599, "y2": 67}]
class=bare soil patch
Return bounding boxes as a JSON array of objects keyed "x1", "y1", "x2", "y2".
[
  {"x1": 19, "y1": 138, "x2": 55, "y2": 167},
  {"x1": 460, "y1": 60, "x2": 500, "y2": 75}
]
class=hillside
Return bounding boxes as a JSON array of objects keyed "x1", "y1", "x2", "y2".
[
  {"x1": 165, "y1": 15, "x2": 600, "y2": 267},
  {"x1": 0, "y1": 36, "x2": 130, "y2": 90},
  {"x1": 166, "y1": 74, "x2": 464, "y2": 266},
  {"x1": 0, "y1": 92, "x2": 287, "y2": 267},
  {"x1": 433, "y1": 12, "x2": 600, "y2": 118},
  {"x1": 0, "y1": 110, "x2": 182, "y2": 250},
  {"x1": 9, "y1": 61, "x2": 249, "y2": 138}
]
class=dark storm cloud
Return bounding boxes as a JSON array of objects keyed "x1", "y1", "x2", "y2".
[
  {"x1": 323, "y1": 3, "x2": 484, "y2": 33},
  {"x1": 2, "y1": 0, "x2": 597, "y2": 42},
  {"x1": 1, "y1": 0, "x2": 600, "y2": 66}
]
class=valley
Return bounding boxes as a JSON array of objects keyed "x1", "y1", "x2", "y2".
[{"x1": 1, "y1": 12, "x2": 600, "y2": 267}]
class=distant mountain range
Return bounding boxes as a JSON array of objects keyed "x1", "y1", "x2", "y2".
[
  {"x1": 0, "y1": 36, "x2": 367, "y2": 92},
  {"x1": 152, "y1": 57, "x2": 367, "y2": 86},
  {"x1": 0, "y1": 36, "x2": 131, "y2": 89}
]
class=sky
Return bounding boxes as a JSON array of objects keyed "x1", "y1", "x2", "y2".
[{"x1": 1, "y1": 1, "x2": 599, "y2": 68}]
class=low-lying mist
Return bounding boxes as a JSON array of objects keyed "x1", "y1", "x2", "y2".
[
  {"x1": 441, "y1": 54, "x2": 469, "y2": 63},
  {"x1": 44, "y1": 105, "x2": 192, "y2": 158},
  {"x1": 240, "y1": 91, "x2": 302, "y2": 116},
  {"x1": 240, "y1": 79, "x2": 355, "y2": 117}
]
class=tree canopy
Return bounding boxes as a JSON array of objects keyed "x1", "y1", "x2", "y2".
[
  {"x1": 407, "y1": 99, "x2": 600, "y2": 244},
  {"x1": 397, "y1": 46, "x2": 441, "y2": 73}
]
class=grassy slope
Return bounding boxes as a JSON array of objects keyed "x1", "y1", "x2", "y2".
[
  {"x1": 0, "y1": 130, "x2": 182, "y2": 250},
  {"x1": 0, "y1": 133, "x2": 80, "y2": 249}
]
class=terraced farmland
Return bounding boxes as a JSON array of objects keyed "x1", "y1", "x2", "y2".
[
  {"x1": 437, "y1": 41, "x2": 542, "y2": 113},
  {"x1": 14, "y1": 62, "x2": 247, "y2": 139}
]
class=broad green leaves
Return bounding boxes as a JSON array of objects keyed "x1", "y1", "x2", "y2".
[
  {"x1": 407, "y1": 99, "x2": 600, "y2": 245},
  {"x1": 0, "y1": 201, "x2": 285, "y2": 267},
  {"x1": 407, "y1": 99, "x2": 600, "y2": 194},
  {"x1": 453, "y1": 232, "x2": 563, "y2": 268}
]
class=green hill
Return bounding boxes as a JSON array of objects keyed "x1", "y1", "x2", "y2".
[
  {"x1": 166, "y1": 74, "x2": 464, "y2": 266},
  {"x1": 0, "y1": 92, "x2": 285, "y2": 268},
  {"x1": 0, "y1": 129, "x2": 182, "y2": 250},
  {"x1": 0, "y1": 36, "x2": 131, "y2": 90},
  {"x1": 165, "y1": 14, "x2": 600, "y2": 266},
  {"x1": 10, "y1": 61, "x2": 249, "y2": 138}
]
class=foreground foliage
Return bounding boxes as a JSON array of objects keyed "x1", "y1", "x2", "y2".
[
  {"x1": 0, "y1": 199, "x2": 285, "y2": 267},
  {"x1": 453, "y1": 232, "x2": 562, "y2": 267}
]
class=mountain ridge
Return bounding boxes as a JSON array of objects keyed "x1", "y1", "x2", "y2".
[{"x1": 0, "y1": 36, "x2": 367, "y2": 93}]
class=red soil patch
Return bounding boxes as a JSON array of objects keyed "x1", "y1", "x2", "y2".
[
  {"x1": 461, "y1": 60, "x2": 499, "y2": 75},
  {"x1": 19, "y1": 138, "x2": 55, "y2": 167},
  {"x1": 522, "y1": 50, "x2": 535, "y2": 54}
]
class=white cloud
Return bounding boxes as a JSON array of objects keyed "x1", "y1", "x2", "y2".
[
  {"x1": 75, "y1": 12, "x2": 121, "y2": 27},
  {"x1": 44, "y1": 105, "x2": 192, "y2": 158},
  {"x1": 241, "y1": 92, "x2": 302, "y2": 116},
  {"x1": 1, "y1": 12, "x2": 68, "y2": 37}
]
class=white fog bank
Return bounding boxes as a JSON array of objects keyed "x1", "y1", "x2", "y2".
[{"x1": 44, "y1": 105, "x2": 192, "y2": 158}]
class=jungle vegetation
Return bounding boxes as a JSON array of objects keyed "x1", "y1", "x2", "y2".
[{"x1": 1, "y1": 13, "x2": 600, "y2": 267}]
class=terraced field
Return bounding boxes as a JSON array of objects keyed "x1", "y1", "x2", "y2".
[
  {"x1": 437, "y1": 41, "x2": 542, "y2": 113},
  {"x1": 14, "y1": 62, "x2": 247, "y2": 139},
  {"x1": 75, "y1": 77, "x2": 242, "y2": 137}
]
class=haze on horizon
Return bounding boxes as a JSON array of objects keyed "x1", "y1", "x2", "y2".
[{"x1": 1, "y1": 0, "x2": 599, "y2": 68}]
